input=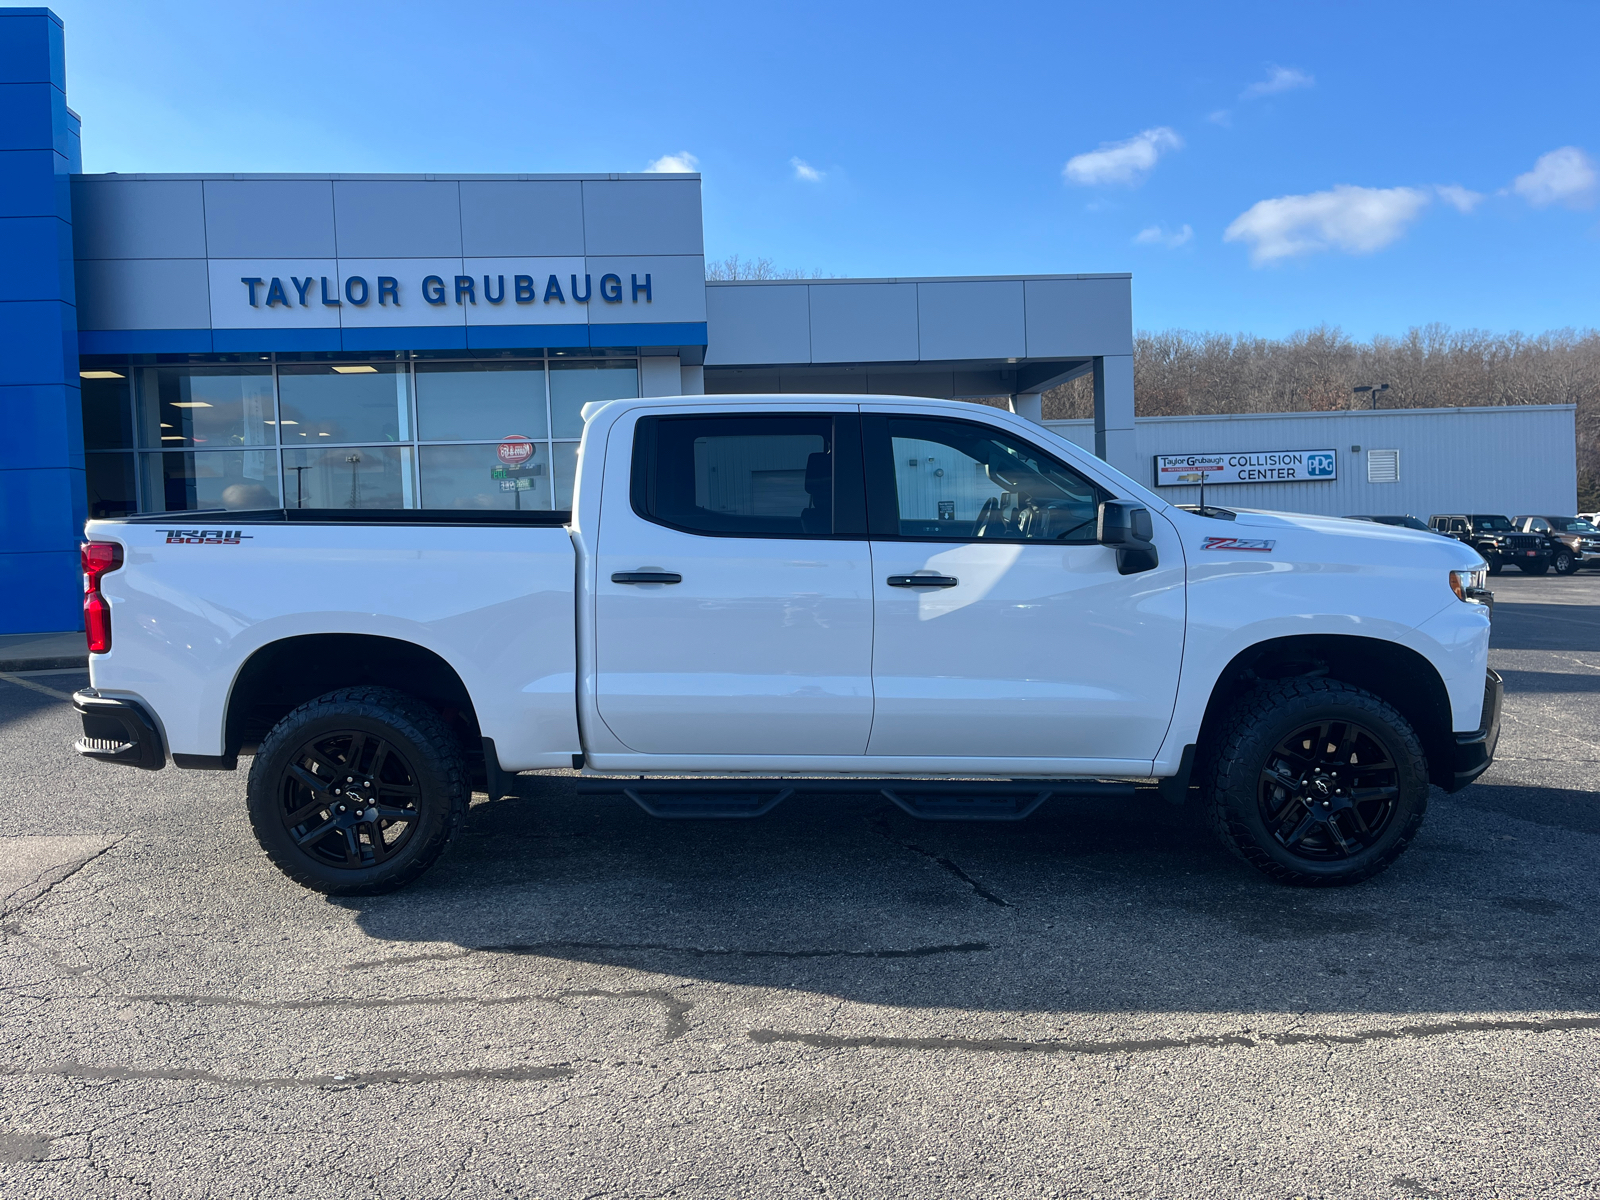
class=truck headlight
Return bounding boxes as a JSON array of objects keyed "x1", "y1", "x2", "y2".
[{"x1": 1450, "y1": 567, "x2": 1488, "y2": 601}]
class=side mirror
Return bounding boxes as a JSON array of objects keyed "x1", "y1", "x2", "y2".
[{"x1": 1098, "y1": 500, "x2": 1159, "y2": 575}]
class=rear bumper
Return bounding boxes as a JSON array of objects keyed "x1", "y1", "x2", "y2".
[
  {"x1": 1444, "y1": 669, "x2": 1502, "y2": 792},
  {"x1": 72, "y1": 689, "x2": 165, "y2": 771}
]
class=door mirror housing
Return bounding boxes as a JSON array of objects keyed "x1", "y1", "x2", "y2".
[{"x1": 1098, "y1": 501, "x2": 1159, "y2": 575}]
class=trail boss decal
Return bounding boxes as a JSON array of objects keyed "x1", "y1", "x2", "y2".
[
  {"x1": 1202, "y1": 536, "x2": 1275, "y2": 552},
  {"x1": 163, "y1": 529, "x2": 253, "y2": 545}
]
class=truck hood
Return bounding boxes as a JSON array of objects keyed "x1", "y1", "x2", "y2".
[{"x1": 1174, "y1": 507, "x2": 1486, "y2": 570}]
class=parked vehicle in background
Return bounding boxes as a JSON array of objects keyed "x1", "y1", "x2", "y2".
[
  {"x1": 1345, "y1": 516, "x2": 1442, "y2": 533},
  {"x1": 1513, "y1": 516, "x2": 1600, "y2": 575},
  {"x1": 71, "y1": 395, "x2": 1500, "y2": 894},
  {"x1": 1429, "y1": 514, "x2": 1549, "y2": 575}
]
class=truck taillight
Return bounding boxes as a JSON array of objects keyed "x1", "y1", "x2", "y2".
[{"x1": 82, "y1": 541, "x2": 123, "y2": 654}]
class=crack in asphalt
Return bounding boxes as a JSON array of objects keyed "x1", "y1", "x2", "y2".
[
  {"x1": 347, "y1": 940, "x2": 991, "y2": 970},
  {"x1": 868, "y1": 811, "x2": 1011, "y2": 907},
  {"x1": 116, "y1": 986, "x2": 697, "y2": 1042},
  {"x1": 748, "y1": 1013, "x2": 1600, "y2": 1056},
  {"x1": 0, "y1": 1060, "x2": 574, "y2": 1090},
  {"x1": 2, "y1": 837, "x2": 124, "y2": 920}
]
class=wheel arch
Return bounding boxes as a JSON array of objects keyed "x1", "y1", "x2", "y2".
[
  {"x1": 224, "y1": 634, "x2": 487, "y2": 783},
  {"x1": 1196, "y1": 634, "x2": 1456, "y2": 789}
]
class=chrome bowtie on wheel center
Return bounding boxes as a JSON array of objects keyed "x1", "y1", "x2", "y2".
[{"x1": 1259, "y1": 720, "x2": 1400, "y2": 861}]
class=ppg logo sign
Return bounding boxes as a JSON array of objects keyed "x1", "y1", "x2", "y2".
[{"x1": 1305, "y1": 453, "x2": 1336, "y2": 478}]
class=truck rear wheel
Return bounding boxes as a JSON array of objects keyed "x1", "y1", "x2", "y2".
[
  {"x1": 1202, "y1": 678, "x2": 1429, "y2": 887},
  {"x1": 246, "y1": 687, "x2": 467, "y2": 895}
]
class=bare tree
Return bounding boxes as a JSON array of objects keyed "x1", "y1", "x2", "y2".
[
  {"x1": 1042, "y1": 325, "x2": 1600, "y2": 507},
  {"x1": 705, "y1": 254, "x2": 828, "y2": 281}
]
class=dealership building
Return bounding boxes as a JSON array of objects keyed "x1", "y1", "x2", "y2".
[{"x1": 0, "y1": 8, "x2": 1579, "y2": 636}]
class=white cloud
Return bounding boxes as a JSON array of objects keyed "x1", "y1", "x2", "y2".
[
  {"x1": 1207, "y1": 109, "x2": 1232, "y2": 126},
  {"x1": 1063, "y1": 127, "x2": 1183, "y2": 187},
  {"x1": 1434, "y1": 184, "x2": 1484, "y2": 213},
  {"x1": 1241, "y1": 65, "x2": 1314, "y2": 100},
  {"x1": 1511, "y1": 146, "x2": 1597, "y2": 209},
  {"x1": 1224, "y1": 185, "x2": 1431, "y2": 264},
  {"x1": 645, "y1": 151, "x2": 699, "y2": 174},
  {"x1": 1134, "y1": 223, "x2": 1194, "y2": 248},
  {"x1": 790, "y1": 156, "x2": 825, "y2": 183}
]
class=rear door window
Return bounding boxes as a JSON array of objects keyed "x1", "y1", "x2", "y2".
[{"x1": 631, "y1": 413, "x2": 866, "y2": 538}]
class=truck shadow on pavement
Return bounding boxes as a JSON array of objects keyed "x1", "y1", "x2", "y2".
[{"x1": 340, "y1": 779, "x2": 1600, "y2": 1017}]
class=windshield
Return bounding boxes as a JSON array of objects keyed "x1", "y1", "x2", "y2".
[
  {"x1": 1472, "y1": 516, "x2": 1513, "y2": 531},
  {"x1": 1553, "y1": 518, "x2": 1597, "y2": 532},
  {"x1": 1373, "y1": 516, "x2": 1431, "y2": 531}
]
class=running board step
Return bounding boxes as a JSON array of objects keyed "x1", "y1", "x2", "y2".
[{"x1": 575, "y1": 778, "x2": 1134, "y2": 821}]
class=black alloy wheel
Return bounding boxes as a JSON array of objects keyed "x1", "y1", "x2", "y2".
[
  {"x1": 246, "y1": 686, "x2": 467, "y2": 895},
  {"x1": 278, "y1": 729, "x2": 423, "y2": 870},
  {"x1": 1553, "y1": 548, "x2": 1577, "y2": 575},
  {"x1": 1257, "y1": 718, "x2": 1399, "y2": 861},
  {"x1": 1203, "y1": 677, "x2": 1429, "y2": 887}
]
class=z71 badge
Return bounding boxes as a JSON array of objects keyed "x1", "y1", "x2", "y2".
[{"x1": 1202, "y1": 536, "x2": 1275, "y2": 552}]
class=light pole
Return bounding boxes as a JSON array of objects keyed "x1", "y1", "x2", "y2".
[{"x1": 1354, "y1": 383, "x2": 1390, "y2": 410}]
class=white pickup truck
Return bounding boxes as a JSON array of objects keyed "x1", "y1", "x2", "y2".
[{"x1": 72, "y1": 395, "x2": 1501, "y2": 894}]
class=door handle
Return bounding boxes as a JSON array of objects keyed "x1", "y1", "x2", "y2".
[
  {"x1": 887, "y1": 574, "x2": 959, "y2": 588},
  {"x1": 611, "y1": 571, "x2": 682, "y2": 584}
]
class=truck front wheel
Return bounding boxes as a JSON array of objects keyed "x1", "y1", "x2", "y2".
[
  {"x1": 1202, "y1": 679, "x2": 1429, "y2": 887},
  {"x1": 246, "y1": 687, "x2": 468, "y2": 895}
]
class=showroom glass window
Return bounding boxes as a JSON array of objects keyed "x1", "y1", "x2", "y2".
[{"x1": 77, "y1": 354, "x2": 639, "y2": 514}]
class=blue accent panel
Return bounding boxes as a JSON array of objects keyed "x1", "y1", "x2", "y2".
[
  {"x1": 467, "y1": 324, "x2": 588, "y2": 350},
  {"x1": 0, "y1": 299, "x2": 75, "y2": 386},
  {"x1": 0, "y1": 11, "x2": 64, "y2": 88},
  {"x1": 0, "y1": 148, "x2": 65, "y2": 216},
  {"x1": 0, "y1": 547, "x2": 81, "y2": 633},
  {"x1": 77, "y1": 328, "x2": 213, "y2": 354},
  {"x1": 340, "y1": 325, "x2": 468, "y2": 352},
  {"x1": 0, "y1": 214, "x2": 70, "y2": 301},
  {"x1": 0, "y1": 466, "x2": 84, "y2": 551},
  {"x1": 589, "y1": 321, "x2": 708, "y2": 348},
  {"x1": 0, "y1": 81, "x2": 68, "y2": 154},
  {"x1": 211, "y1": 327, "x2": 341, "y2": 353},
  {"x1": 0, "y1": 382, "x2": 81, "y2": 470},
  {"x1": 0, "y1": 550, "x2": 82, "y2": 635}
]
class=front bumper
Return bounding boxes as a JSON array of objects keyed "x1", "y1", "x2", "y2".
[
  {"x1": 1445, "y1": 669, "x2": 1502, "y2": 792},
  {"x1": 72, "y1": 689, "x2": 165, "y2": 771}
]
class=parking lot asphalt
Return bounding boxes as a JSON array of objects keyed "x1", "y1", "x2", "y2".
[{"x1": 2, "y1": 572, "x2": 1598, "y2": 1200}]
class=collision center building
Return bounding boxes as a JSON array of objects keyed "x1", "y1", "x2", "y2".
[{"x1": 0, "y1": 8, "x2": 1578, "y2": 636}]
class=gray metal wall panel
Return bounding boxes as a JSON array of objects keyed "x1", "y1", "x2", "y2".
[
  {"x1": 1042, "y1": 406, "x2": 1579, "y2": 516},
  {"x1": 75, "y1": 258, "x2": 211, "y2": 329},
  {"x1": 916, "y1": 280, "x2": 1025, "y2": 360},
  {"x1": 809, "y1": 283, "x2": 919, "y2": 363},
  {"x1": 581, "y1": 179, "x2": 703, "y2": 255},
  {"x1": 70, "y1": 178, "x2": 206, "y2": 259},
  {"x1": 332, "y1": 180, "x2": 462, "y2": 257},
  {"x1": 703, "y1": 283, "x2": 810, "y2": 365},
  {"x1": 581, "y1": 255, "x2": 707, "y2": 324},
  {"x1": 460, "y1": 180, "x2": 585, "y2": 256},
  {"x1": 202, "y1": 179, "x2": 336, "y2": 258},
  {"x1": 1024, "y1": 277, "x2": 1133, "y2": 357}
]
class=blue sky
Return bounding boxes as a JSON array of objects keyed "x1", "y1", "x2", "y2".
[{"x1": 47, "y1": 0, "x2": 1600, "y2": 339}]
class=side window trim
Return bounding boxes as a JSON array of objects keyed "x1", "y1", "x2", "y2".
[
  {"x1": 629, "y1": 411, "x2": 868, "y2": 540},
  {"x1": 861, "y1": 411, "x2": 1107, "y2": 544}
]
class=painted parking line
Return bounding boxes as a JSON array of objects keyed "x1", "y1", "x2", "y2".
[{"x1": 0, "y1": 673, "x2": 75, "y2": 702}]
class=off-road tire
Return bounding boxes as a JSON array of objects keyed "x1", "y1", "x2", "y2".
[
  {"x1": 247, "y1": 686, "x2": 468, "y2": 895},
  {"x1": 1519, "y1": 560, "x2": 1550, "y2": 575},
  {"x1": 1201, "y1": 678, "x2": 1429, "y2": 887},
  {"x1": 1486, "y1": 554, "x2": 1503, "y2": 576}
]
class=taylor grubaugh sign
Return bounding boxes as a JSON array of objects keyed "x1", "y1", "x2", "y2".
[{"x1": 1154, "y1": 449, "x2": 1338, "y2": 486}]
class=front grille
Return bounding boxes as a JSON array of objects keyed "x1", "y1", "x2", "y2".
[{"x1": 1505, "y1": 534, "x2": 1542, "y2": 551}]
